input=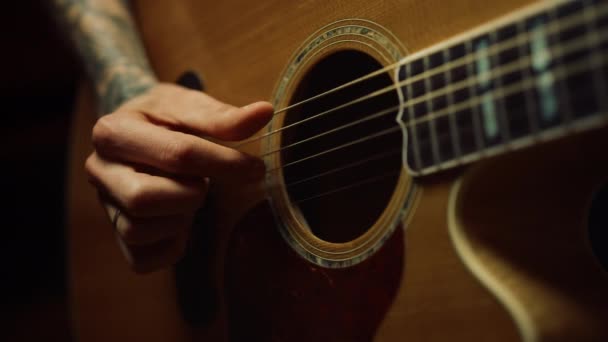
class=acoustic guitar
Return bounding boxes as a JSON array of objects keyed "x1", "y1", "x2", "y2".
[{"x1": 67, "y1": 0, "x2": 608, "y2": 340}]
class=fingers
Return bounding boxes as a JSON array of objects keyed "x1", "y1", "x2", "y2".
[
  {"x1": 87, "y1": 153, "x2": 209, "y2": 217},
  {"x1": 85, "y1": 83, "x2": 273, "y2": 273},
  {"x1": 100, "y1": 185, "x2": 193, "y2": 274},
  {"x1": 123, "y1": 83, "x2": 274, "y2": 141},
  {"x1": 92, "y1": 113, "x2": 265, "y2": 181},
  {"x1": 101, "y1": 200, "x2": 192, "y2": 245},
  {"x1": 116, "y1": 227, "x2": 190, "y2": 274}
]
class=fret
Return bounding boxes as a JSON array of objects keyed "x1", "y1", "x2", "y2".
[
  {"x1": 583, "y1": 0, "x2": 608, "y2": 113},
  {"x1": 497, "y1": 21, "x2": 534, "y2": 141},
  {"x1": 411, "y1": 108, "x2": 434, "y2": 170},
  {"x1": 555, "y1": 2, "x2": 594, "y2": 65},
  {"x1": 410, "y1": 59, "x2": 427, "y2": 98},
  {"x1": 490, "y1": 29, "x2": 512, "y2": 144},
  {"x1": 397, "y1": 0, "x2": 608, "y2": 175},
  {"x1": 429, "y1": 50, "x2": 457, "y2": 164},
  {"x1": 400, "y1": 62, "x2": 423, "y2": 172},
  {"x1": 526, "y1": 13, "x2": 561, "y2": 130},
  {"x1": 443, "y1": 47, "x2": 462, "y2": 161},
  {"x1": 562, "y1": 39, "x2": 605, "y2": 120},
  {"x1": 423, "y1": 55, "x2": 443, "y2": 165},
  {"x1": 556, "y1": 0, "x2": 587, "y2": 23},
  {"x1": 404, "y1": 58, "x2": 435, "y2": 172},
  {"x1": 600, "y1": 0, "x2": 608, "y2": 29},
  {"x1": 596, "y1": 0, "x2": 608, "y2": 123},
  {"x1": 516, "y1": 19, "x2": 540, "y2": 137},
  {"x1": 408, "y1": 58, "x2": 432, "y2": 172},
  {"x1": 555, "y1": 0, "x2": 604, "y2": 122},
  {"x1": 473, "y1": 35, "x2": 505, "y2": 148},
  {"x1": 429, "y1": 51, "x2": 447, "y2": 92},
  {"x1": 465, "y1": 39, "x2": 486, "y2": 154},
  {"x1": 450, "y1": 43, "x2": 479, "y2": 157},
  {"x1": 549, "y1": 6, "x2": 574, "y2": 125}
]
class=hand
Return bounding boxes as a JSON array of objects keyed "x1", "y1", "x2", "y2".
[{"x1": 85, "y1": 83, "x2": 273, "y2": 273}]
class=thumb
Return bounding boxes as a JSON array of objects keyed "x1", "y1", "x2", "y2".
[
  {"x1": 128, "y1": 84, "x2": 274, "y2": 141},
  {"x1": 209, "y1": 101, "x2": 274, "y2": 141}
]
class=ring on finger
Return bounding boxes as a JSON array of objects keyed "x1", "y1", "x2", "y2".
[{"x1": 112, "y1": 208, "x2": 122, "y2": 230}]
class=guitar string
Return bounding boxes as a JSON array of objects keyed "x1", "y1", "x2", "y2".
[
  {"x1": 267, "y1": 1, "x2": 604, "y2": 118},
  {"x1": 292, "y1": 171, "x2": 401, "y2": 204},
  {"x1": 269, "y1": 1, "x2": 603, "y2": 118},
  {"x1": 263, "y1": 153, "x2": 400, "y2": 204},
  {"x1": 236, "y1": 2, "x2": 607, "y2": 148},
  {"x1": 260, "y1": 61, "x2": 606, "y2": 211},
  {"x1": 265, "y1": 49, "x2": 607, "y2": 187},
  {"x1": 259, "y1": 6, "x2": 607, "y2": 203},
  {"x1": 250, "y1": 6, "x2": 606, "y2": 148},
  {"x1": 284, "y1": 149, "x2": 400, "y2": 187},
  {"x1": 260, "y1": 29, "x2": 597, "y2": 160},
  {"x1": 261, "y1": 104, "x2": 401, "y2": 157},
  {"x1": 266, "y1": 125, "x2": 401, "y2": 173},
  {"x1": 259, "y1": 25, "x2": 608, "y2": 169},
  {"x1": 281, "y1": 63, "x2": 604, "y2": 205},
  {"x1": 269, "y1": 61, "x2": 608, "y2": 204}
]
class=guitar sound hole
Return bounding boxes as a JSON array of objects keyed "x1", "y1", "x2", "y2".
[
  {"x1": 589, "y1": 182, "x2": 608, "y2": 272},
  {"x1": 281, "y1": 50, "x2": 402, "y2": 243}
]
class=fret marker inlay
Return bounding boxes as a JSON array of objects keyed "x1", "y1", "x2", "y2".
[
  {"x1": 531, "y1": 19, "x2": 558, "y2": 123},
  {"x1": 396, "y1": 0, "x2": 608, "y2": 175},
  {"x1": 475, "y1": 39, "x2": 499, "y2": 139}
]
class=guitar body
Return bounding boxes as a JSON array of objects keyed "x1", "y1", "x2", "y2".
[{"x1": 67, "y1": 0, "x2": 608, "y2": 341}]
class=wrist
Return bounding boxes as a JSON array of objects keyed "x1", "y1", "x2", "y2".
[{"x1": 96, "y1": 65, "x2": 158, "y2": 114}]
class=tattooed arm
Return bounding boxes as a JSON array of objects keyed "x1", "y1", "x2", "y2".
[
  {"x1": 53, "y1": 0, "x2": 156, "y2": 113},
  {"x1": 53, "y1": 0, "x2": 273, "y2": 272}
]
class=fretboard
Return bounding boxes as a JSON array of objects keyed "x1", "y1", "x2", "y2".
[{"x1": 398, "y1": 0, "x2": 608, "y2": 175}]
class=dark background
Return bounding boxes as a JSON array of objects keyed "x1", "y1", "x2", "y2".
[{"x1": 1, "y1": 1, "x2": 79, "y2": 340}]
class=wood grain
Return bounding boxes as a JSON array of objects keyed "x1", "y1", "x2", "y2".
[
  {"x1": 67, "y1": 0, "x2": 608, "y2": 341},
  {"x1": 67, "y1": 84, "x2": 193, "y2": 341},
  {"x1": 452, "y1": 128, "x2": 608, "y2": 341}
]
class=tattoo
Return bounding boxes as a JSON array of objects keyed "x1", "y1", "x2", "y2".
[{"x1": 52, "y1": 0, "x2": 157, "y2": 114}]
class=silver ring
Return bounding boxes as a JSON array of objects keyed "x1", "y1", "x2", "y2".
[{"x1": 111, "y1": 208, "x2": 122, "y2": 230}]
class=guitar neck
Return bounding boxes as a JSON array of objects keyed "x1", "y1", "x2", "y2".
[{"x1": 399, "y1": 0, "x2": 608, "y2": 175}]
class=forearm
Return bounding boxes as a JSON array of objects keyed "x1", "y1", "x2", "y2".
[{"x1": 52, "y1": 0, "x2": 157, "y2": 113}]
